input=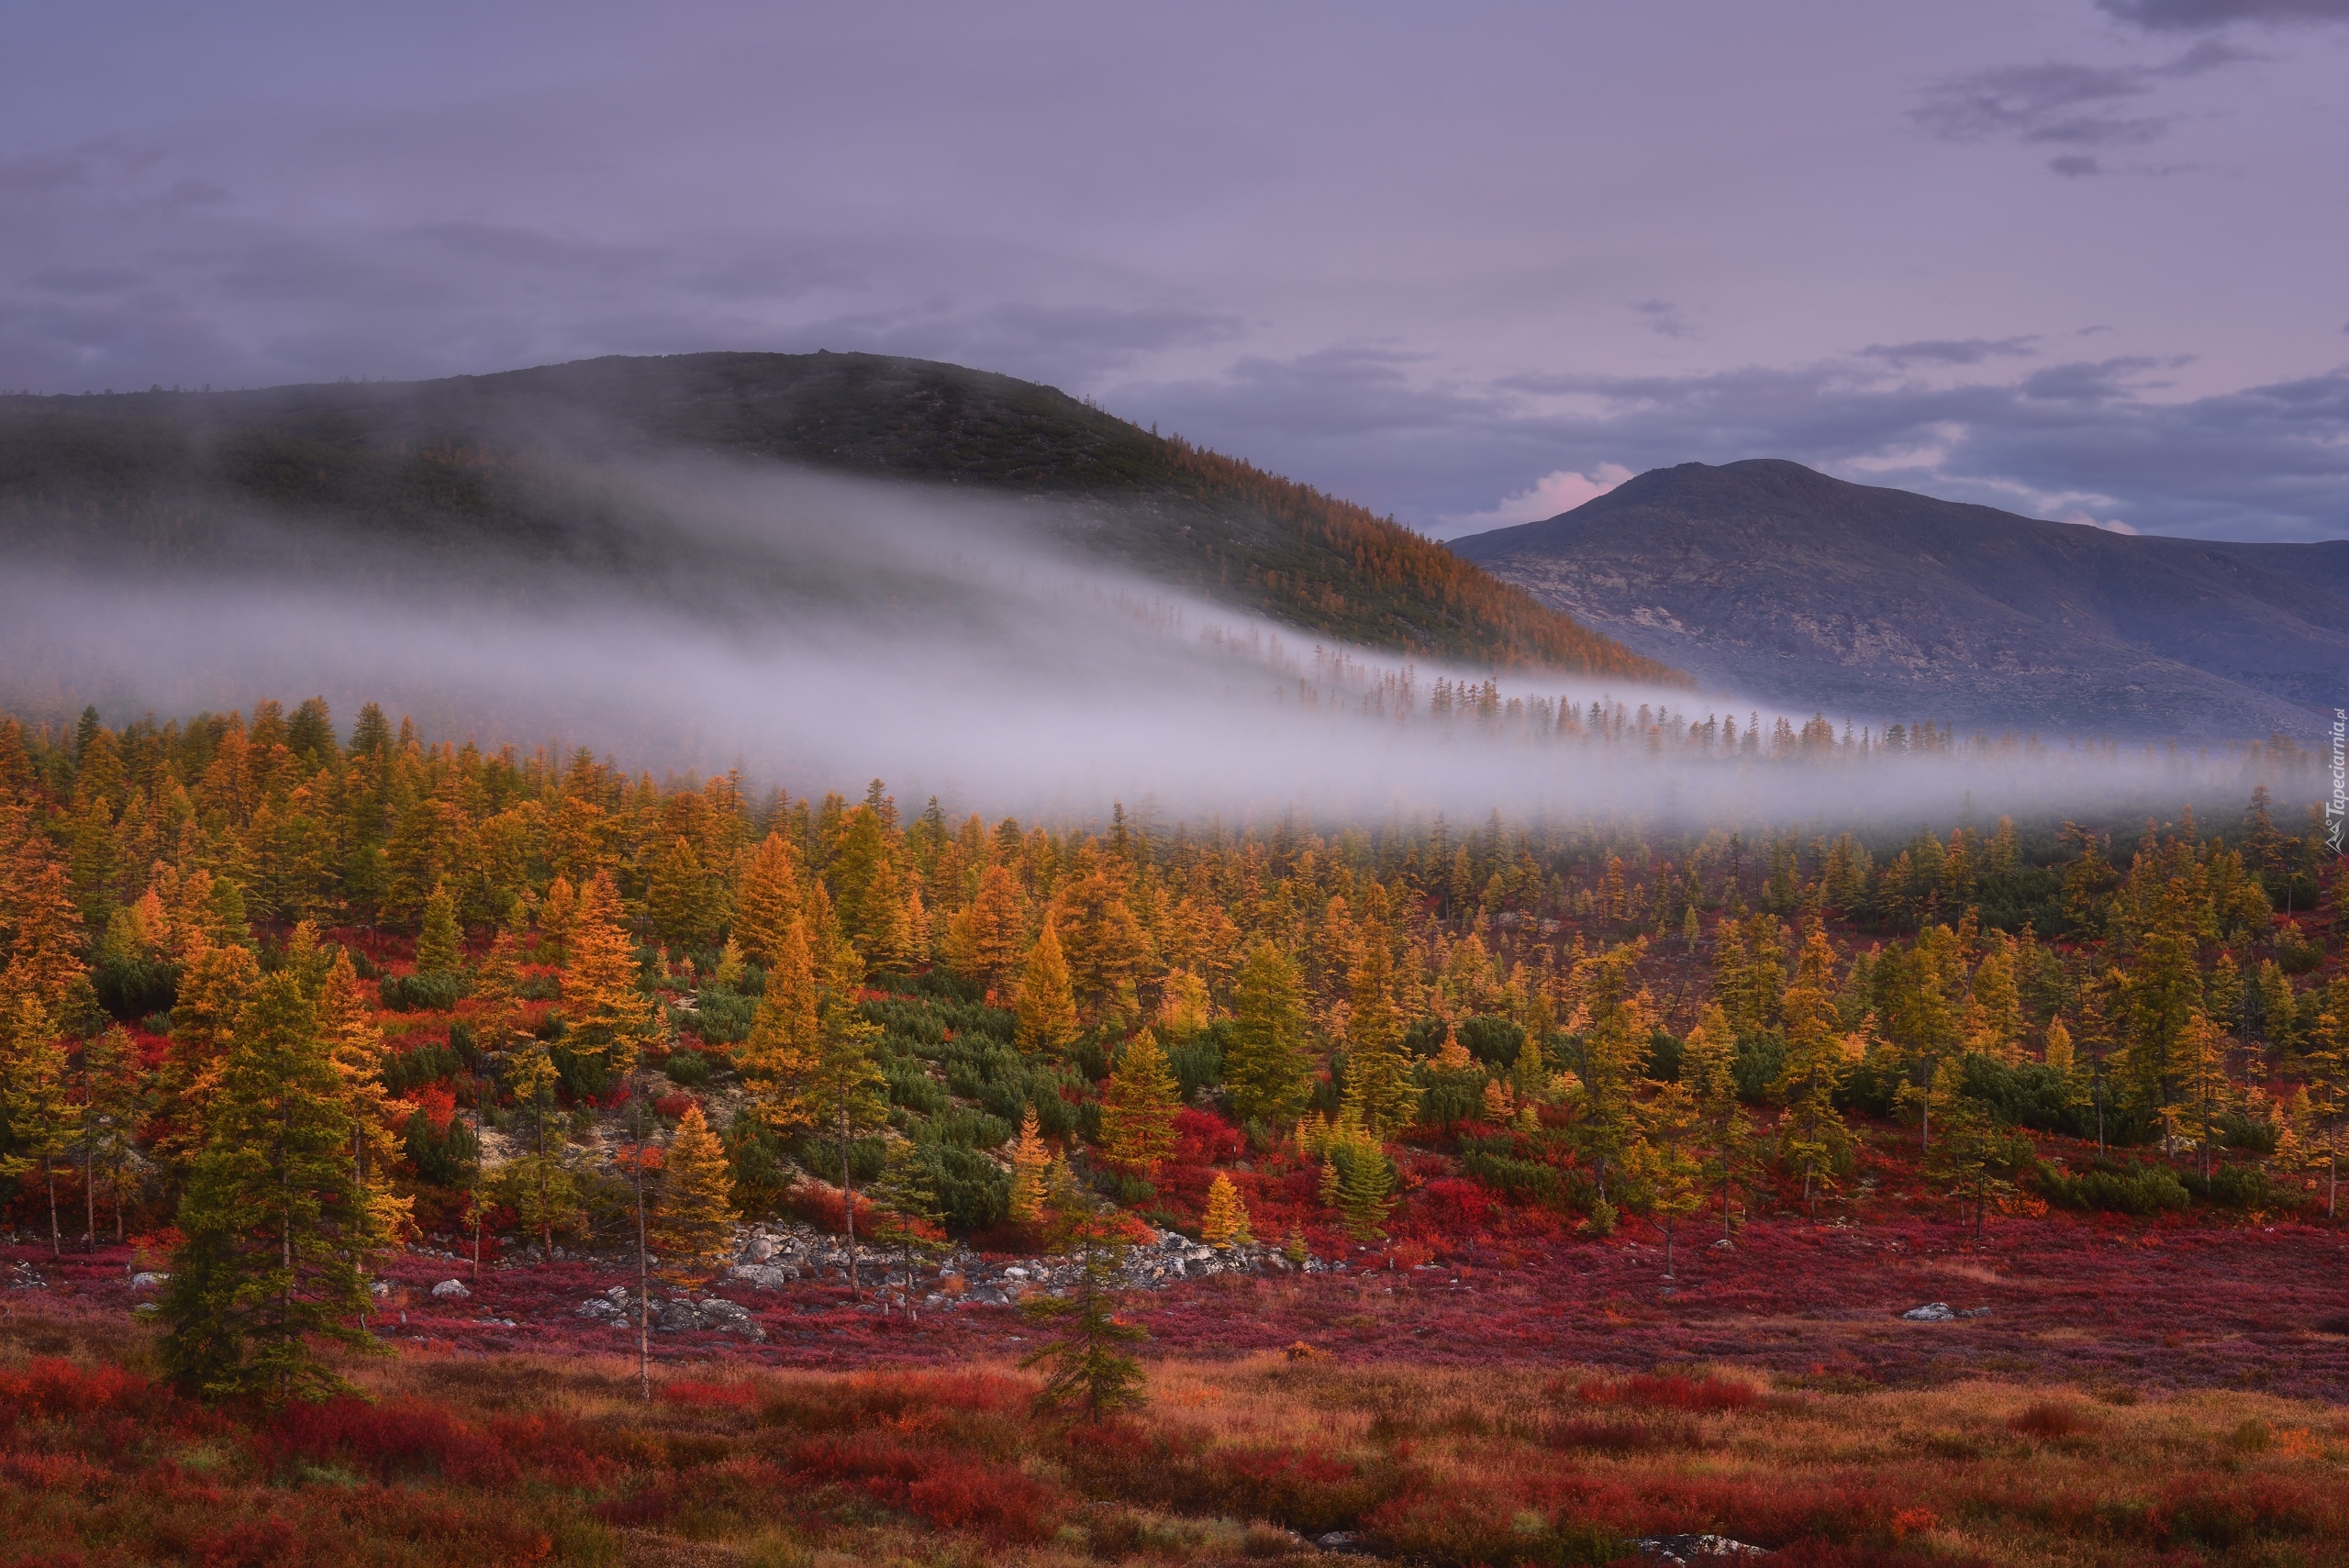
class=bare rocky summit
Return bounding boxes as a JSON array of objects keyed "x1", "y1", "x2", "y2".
[{"x1": 1448, "y1": 459, "x2": 2349, "y2": 740}]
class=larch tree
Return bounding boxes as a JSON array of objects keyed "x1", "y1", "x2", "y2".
[
  {"x1": 651, "y1": 1102, "x2": 738, "y2": 1286},
  {"x1": 1008, "y1": 1106, "x2": 1052, "y2": 1226},
  {"x1": 1566, "y1": 940, "x2": 1655, "y2": 1205},
  {"x1": 1773, "y1": 929, "x2": 1854, "y2": 1220},
  {"x1": 1098, "y1": 1033, "x2": 1182, "y2": 1175},
  {"x1": 159, "y1": 971, "x2": 392, "y2": 1405},
  {"x1": 730, "y1": 833, "x2": 805, "y2": 972},
  {"x1": 1681, "y1": 1004, "x2": 1753, "y2": 1245},
  {"x1": 1052, "y1": 853, "x2": 1153, "y2": 1026},
  {"x1": 1921, "y1": 1057, "x2": 2015, "y2": 1240},
  {"x1": 0, "y1": 995, "x2": 78, "y2": 1259},
  {"x1": 494, "y1": 1035, "x2": 579, "y2": 1263},
  {"x1": 869, "y1": 1139, "x2": 946, "y2": 1318},
  {"x1": 414, "y1": 884, "x2": 462, "y2": 973},
  {"x1": 1225, "y1": 940, "x2": 1312, "y2": 1128},
  {"x1": 154, "y1": 938, "x2": 261, "y2": 1169},
  {"x1": 1341, "y1": 917, "x2": 1418, "y2": 1137},
  {"x1": 1199, "y1": 1173, "x2": 1253, "y2": 1249},
  {"x1": 810, "y1": 999, "x2": 888, "y2": 1299},
  {"x1": 78, "y1": 1023, "x2": 148, "y2": 1242},
  {"x1": 1628, "y1": 1078, "x2": 1706, "y2": 1278},
  {"x1": 562, "y1": 869, "x2": 659, "y2": 1089},
  {"x1": 737, "y1": 918, "x2": 823, "y2": 1135},
  {"x1": 317, "y1": 947, "x2": 410, "y2": 1255},
  {"x1": 1015, "y1": 918, "x2": 1080, "y2": 1057},
  {"x1": 1333, "y1": 1125, "x2": 1396, "y2": 1240},
  {"x1": 956, "y1": 862, "x2": 1029, "y2": 998}
]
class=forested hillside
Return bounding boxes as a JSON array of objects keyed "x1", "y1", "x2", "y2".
[
  {"x1": 2, "y1": 695, "x2": 2346, "y2": 1562},
  {"x1": 0, "y1": 353, "x2": 1675, "y2": 680}
]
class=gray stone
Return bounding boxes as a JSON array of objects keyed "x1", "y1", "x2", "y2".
[
  {"x1": 731, "y1": 1263, "x2": 792, "y2": 1288},
  {"x1": 130, "y1": 1272, "x2": 167, "y2": 1290},
  {"x1": 1901, "y1": 1302, "x2": 1954, "y2": 1322},
  {"x1": 1639, "y1": 1534, "x2": 1768, "y2": 1562},
  {"x1": 430, "y1": 1279, "x2": 471, "y2": 1300}
]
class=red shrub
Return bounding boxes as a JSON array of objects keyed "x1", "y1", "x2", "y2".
[
  {"x1": 654, "y1": 1092, "x2": 697, "y2": 1120},
  {"x1": 486, "y1": 1410, "x2": 623, "y2": 1488},
  {"x1": 1364, "y1": 1482, "x2": 1533, "y2": 1563},
  {"x1": 789, "y1": 1432, "x2": 1057, "y2": 1541},
  {"x1": 264, "y1": 1397, "x2": 518, "y2": 1486},
  {"x1": 408, "y1": 1083, "x2": 457, "y2": 1134},
  {"x1": 905, "y1": 1455, "x2": 1060, "y2": 1540},
  {"x1": 1173, "y1": 1108, "x2": 1246, "y2": 1165},
  {"x1": 785, "y1": 1180, "x2": 879, "y2": 1237},
  {"x1": 0, "y1": 1359, "x2": 168, "y2": 1424},
  {"x1": 1415, "y1": 1177, "x2": 1493, "y2": 1234},
  {"x1": 1201, "y1": 1443, "x2": 1400, "y2": 1534}
]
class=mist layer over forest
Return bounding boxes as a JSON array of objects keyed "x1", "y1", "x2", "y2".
[{"x1": 0, "y1": 454, "x2": 2299, "y2": 828}]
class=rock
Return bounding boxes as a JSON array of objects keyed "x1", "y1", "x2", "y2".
[
  {"x1": 575, "y1": 1298, "x2": 620, "y2": 1318},
  {"x1": 657, "y1": 1300, "x2": 701, "y2": 1331},
  {"x1": 1640, "y1": 1535, "x2": 1768, "y2": 1562},
  {"x1": 129, "y1": 1272, "x2": 167, "y2": 1290},
  {"x1": 1315, "y1": 1530, "x2": 1374, "y2": 1555},
  {"x1": 731, "y1": 1263, "x2": 792, "y2": 1288},
  {"x1": 431, "y1": 1279, "x2": 471, "y2": 1300},
  {"x1": 1902, "y1": 1302, "x2": 1954, "y2": 1322},
  {"x1": 1961, "y1": 1306, "x2": 1993, "y2": 1318},
  {"x1": 743, "y1": 1236, "x2": 778, "y2": 1263},
  {"x1": 368, "y1": 1280, "x2": 390, "y2": 1297},
  {"x1": 697, "y1": 1298, "x2": 766, "y2": 1340}
]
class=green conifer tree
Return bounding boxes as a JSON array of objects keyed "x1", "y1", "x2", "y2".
[
  {"x1": 1021, "y1": 1174, "x2": 1148, "y2": 1420},
  {"x1": 1225, "y1": 940, "x2": 1312, "y2": 1128},
  {"x1": 1098, "y1": 1032, "x2": 1182, "y2": 1174},
  {"x1": 159, "y1": 972, "x2": 390, "y2": 1404},
  {"x1": 414, "y1": 884, "x2": 462, "y2": 973}
]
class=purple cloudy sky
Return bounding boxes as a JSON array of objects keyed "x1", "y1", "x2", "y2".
[{"x1": 6, "y1": 0, "x2": 2347, "y2": 539}]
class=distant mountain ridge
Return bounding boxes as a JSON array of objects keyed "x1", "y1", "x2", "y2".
[
  {"x1": 0, "y1": 351, "x2": 1675, "y2": 683},
  {"x1": 1447, "y1": 458, "x2": 2349, "y2": 740}
]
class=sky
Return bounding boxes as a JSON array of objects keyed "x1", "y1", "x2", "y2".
[{"x1": 5, "y1": 0, "x2": 2347, "y2": 541}]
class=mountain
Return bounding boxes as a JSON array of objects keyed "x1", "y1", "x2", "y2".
[
  {"x1": 0, "y1": 351, "x2": 1674, "y2": 683},
  {"x1": 1446, "y1": 458, "x2": 2349, "y2": 740}
]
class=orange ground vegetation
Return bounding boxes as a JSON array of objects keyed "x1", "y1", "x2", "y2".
[{"x1": 4, "y1": 1307, "x2": 2349, "y2": 1567}]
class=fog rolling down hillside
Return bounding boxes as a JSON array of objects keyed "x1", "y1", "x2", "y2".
[
  {"x1": 1448, "y1": 459, "x2": 2349, "y2": 743},
  {"x1": 0, "y1": 350, "x2": 1673, "y2": 684}
]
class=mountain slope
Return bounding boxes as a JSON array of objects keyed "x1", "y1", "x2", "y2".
[
  {"x1": 1447, "y1": 458, "x2": 2349, "y2": 739},
  {"x1": 0, "y1": 352, "x2": 1675, "y2": 683}
]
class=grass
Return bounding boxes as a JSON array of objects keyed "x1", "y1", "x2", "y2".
[{"x1": 4, "y1": 1302, "x2": 2349, "y2": 1566}]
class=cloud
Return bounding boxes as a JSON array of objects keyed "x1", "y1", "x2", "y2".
[
  {"x1": 0, "y1": 450, "x2": 2239, "y2": 816},
  {"x1": 2099, "y1": 0, "x2": 2349, "y2": 28},
  {"x1": 1433, "y1": 464, "x2": 1636, "y2": 539},
  {"x1": 2062, "y1": 509, "x2": 2140, "y2": 533},
  {"x1": 1120, "y1": 346, "x2": 2349, "y2": 544},
  {"x1": 1909, "y1": 39, "x2": 2251, "y2": 160},
  {"x1": 1632, "y1": 299, "x2": 1695, "y2": 339},
  {"x1": 1860, "y1": 337, "x2": 2039, "y2": 365}
]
